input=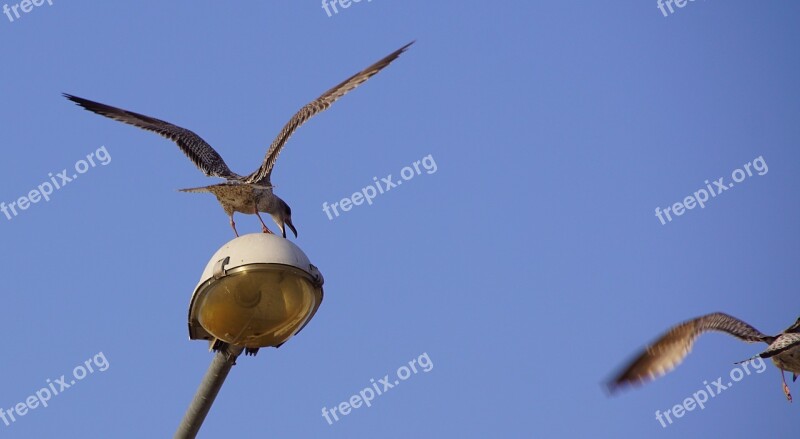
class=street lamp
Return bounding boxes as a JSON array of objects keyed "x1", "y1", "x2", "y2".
[{"x1": 175, "y1": 233, "x2": 324, "y2": 439}]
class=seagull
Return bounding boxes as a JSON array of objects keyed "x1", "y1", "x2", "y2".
[
  {"x1": 64, "y1": 42, "x2": 413, "y2": 238},
  {"x1": 607, "y1": 312, "x2": 800, "y2": 402}
]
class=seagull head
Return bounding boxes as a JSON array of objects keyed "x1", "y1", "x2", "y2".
[{"x1": 272, "y1": 198, "x2": 297, "y2": 239}]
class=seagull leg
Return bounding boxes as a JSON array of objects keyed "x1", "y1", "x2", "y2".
[
  {"x1": 229, "y1": 215, "x2": 239, "y2": 237},
  {"x1": 255, "y1": 211, "x2": 273, "y2": 234},
  {"x1": 781, "y1": 369, "x2": 792, "y2": 403}
]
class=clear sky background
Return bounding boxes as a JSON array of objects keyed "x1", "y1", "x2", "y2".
[{"x1": 1, "y1": 1, "x2": 798, "y2": 438}]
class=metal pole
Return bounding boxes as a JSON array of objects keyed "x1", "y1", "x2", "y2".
[{"x1": 175, "y1": 345, "x2": 243, "y2": 439}]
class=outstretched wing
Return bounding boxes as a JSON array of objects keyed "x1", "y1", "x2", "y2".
[
  {"x1": 760, "y1": 333, "x2": 800, "y2": 359},
  {"x1": 244, "y1": 41, "x2": 414, "y2": 185},
  {"x1": 64, "y1": 93, "x2": 239, "y2": 179},
  {"x1": 607, "y1": 313, "x2": 772, "y2": 392}
]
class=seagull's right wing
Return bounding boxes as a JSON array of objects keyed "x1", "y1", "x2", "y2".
[
  {"x1": 760, "y1": 333, "x2": 800, "y2": 359},
  {"x1": 64, "y1": 94, "x2": 239, "y2": 179},
  {"x1": 607, "y1": 313, "x2": 772, "y2": 393},
  {"x1": 244, "y1": 41, "x2": 414, "y2": 185}
]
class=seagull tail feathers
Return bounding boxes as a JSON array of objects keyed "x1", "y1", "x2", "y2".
[{"x1": 178, "y1": 186, "x2": 212, "y2": 193}]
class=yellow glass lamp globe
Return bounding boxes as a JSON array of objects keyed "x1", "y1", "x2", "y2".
[{"x1": 188, "y1": 234, "x2": 323, "y2": 349}]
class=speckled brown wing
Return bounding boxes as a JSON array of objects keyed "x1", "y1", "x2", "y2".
[
  {"x1": 64, "y1": 93, "x2": 240, "y2": 180},
  {"x1": 607, "y1": 313, "x2": 772, "y2": 392},
  {"x1": 244, "y1": 42, "x2": 413, "y2": 186},
  {"x1": 760, "y1": 333, "x2": 800, "y2": 358}
]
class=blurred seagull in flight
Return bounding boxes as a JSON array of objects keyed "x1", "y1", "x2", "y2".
[
  {"x1": 607, "y1": 312, "x2": 800, "y2": 402},
  {"x1": 64, "y1": 41, "x2": 413, "y2": 238}
]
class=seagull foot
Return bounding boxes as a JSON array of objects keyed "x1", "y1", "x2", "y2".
[{"x1": 783, "y1": 382, "x2": 793, "y2": 403}]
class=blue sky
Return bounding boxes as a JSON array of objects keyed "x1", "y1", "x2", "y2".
[{"x1": 1, "y1": 1, "x2": 798, "y2": 437}]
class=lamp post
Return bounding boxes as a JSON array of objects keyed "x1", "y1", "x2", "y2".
[{"x1": 175, "y1": 233, "x2": 324, "y2": 439}]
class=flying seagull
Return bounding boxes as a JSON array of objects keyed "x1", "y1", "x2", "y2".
[
  {"x1": 64, "y1": 41, "x2": 413, "y2": 238},
  {"x1": 607, "y1": 312, "x2": 800, "y2": 402}
]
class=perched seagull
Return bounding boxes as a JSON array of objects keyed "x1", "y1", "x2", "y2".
[
  {"x1": 64, "y1": 42, "x2": 413, "y2": 238},
  {"x1": 607, "y1": 312, "x2": 800, "y2": 402}
]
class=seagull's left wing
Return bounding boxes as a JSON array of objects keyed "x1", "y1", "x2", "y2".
[
  {"x1": 606, "y1": 313, "x2": 772, "y2": 393},
  {"x1": 64, "y1": 93, "x2": 239, "y2": 179}
]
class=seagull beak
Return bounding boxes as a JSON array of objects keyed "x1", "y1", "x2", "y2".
[{"x1": 285, "y1": 218, "x2": 297, "y2": 238}]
